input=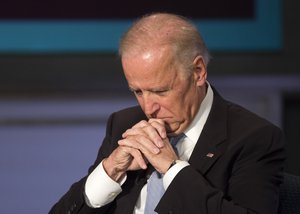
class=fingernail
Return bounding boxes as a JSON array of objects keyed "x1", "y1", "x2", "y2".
[
  {"x1": 158, "y1": 140, "x2": 164, "y2": 148},
  {"x1": 153, "y1": 147, "x2": 160, "y2": 154}
]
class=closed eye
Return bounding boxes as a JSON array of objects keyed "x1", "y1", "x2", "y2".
[
  {"x1": 129, "y1": 88, "x2": 143, "y2": 96},
  {"x1": 152, "y1": 89, "x2": 169, "y2": 96},
  {"x1": 129, "y1": 87, "x2": 170, "y2": 96}
]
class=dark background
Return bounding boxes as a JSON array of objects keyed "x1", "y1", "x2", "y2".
[{"x1": 0, "y1": 0, "x2": 254, "y2": 19}]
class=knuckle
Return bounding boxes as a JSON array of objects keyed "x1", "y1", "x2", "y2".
[
  {"x1": 143, "y1": 125, "x2": 152, "y2": 132},
  {"x1": 150, "y1": 118, "x2": 164, "y2": 124},
  {"x1": 118, "y1": 139, "x2": 124, "y2": 145},
  {"x1": 139, "y1": 120, "x2": 148, "y2": 126}
]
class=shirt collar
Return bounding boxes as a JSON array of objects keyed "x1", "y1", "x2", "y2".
[{"x1": 184, "y1": 82, "x2": 214, "y2": 144}]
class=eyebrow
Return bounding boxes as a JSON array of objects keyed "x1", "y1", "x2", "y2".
[
  {"x1": 150, "y1": 87, "x2": 171, "y2": 92},
  {"x1": 129, "y1": 85, "x2": 171, "y2": 92}
]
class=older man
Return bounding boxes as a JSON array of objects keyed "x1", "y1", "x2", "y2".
[{"x1": 50, "y1": 13, "x2": 285, "y2": 214}]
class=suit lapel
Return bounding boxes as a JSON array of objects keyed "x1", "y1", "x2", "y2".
[
  {"x1": 189, "y1": 90, "x2": 228, "y2": 175},
  {"x1": 113, "y1": 165, "x2": 155, "y2": 213}
]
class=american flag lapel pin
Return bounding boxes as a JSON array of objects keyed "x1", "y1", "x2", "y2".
[{"x1": 206, "y1": 152, "x2": 214, "y2": 158}]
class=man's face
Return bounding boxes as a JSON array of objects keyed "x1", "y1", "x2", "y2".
[{"x1": 122, "y1": 46, "x2": 207, "y2": 136}]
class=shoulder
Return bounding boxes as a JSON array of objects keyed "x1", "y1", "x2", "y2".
[
  {"x1": 212, "y1": 88, "x2": 280, "y2": 131},
  {"x1": 221, "y1": 98, "x2": 284, "y2": 154},
  {"x1": 226, "y1": 100, "x2": 280, "y2": 133},
  {"x1": 211, "y1": 88, "x2": 283, "y2": 145}
]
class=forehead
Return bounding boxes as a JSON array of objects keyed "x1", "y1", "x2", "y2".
[{"x1": 122, "y1": 46, "x2": 179, "y2": 88}]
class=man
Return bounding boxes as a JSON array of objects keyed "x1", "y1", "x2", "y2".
[{"x1": 50, "y1": 13, "x2": 285, "y2": 214}]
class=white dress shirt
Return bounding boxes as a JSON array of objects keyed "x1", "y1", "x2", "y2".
[{"x1": 85, "y1": 83, "x2": 214, "y2": 213}]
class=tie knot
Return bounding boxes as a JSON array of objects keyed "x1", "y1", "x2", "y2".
[{"x1": 170, "y1": 133, "x2": 185, "y2": 146}]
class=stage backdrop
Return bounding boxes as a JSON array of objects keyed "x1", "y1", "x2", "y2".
[{"x1": 0, "y1": 0, "x2": 281, "y2": 52}]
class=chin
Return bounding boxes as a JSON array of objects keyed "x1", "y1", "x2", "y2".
[{"x1": 166, "y1": 125, "x2": 184, "y2": 137}]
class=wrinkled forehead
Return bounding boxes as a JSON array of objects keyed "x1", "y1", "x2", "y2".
[
  {"x1": 122, "y1": 45, "x2": 189, "y2": 84},
  {"x1": 122, "y1": 45, "x2": 175, "y2": 67}
]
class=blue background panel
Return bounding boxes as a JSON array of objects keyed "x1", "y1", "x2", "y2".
[{"x1": 0, "y1": 0, "x2": 281, "y2": 53}]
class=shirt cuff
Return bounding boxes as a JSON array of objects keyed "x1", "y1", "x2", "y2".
[
  {"x1": 84, "y1": 161, "x2": 126, "y2": 208},
  {"x1": 163, "y1": 160, "x2": 189, "y2": 190}
]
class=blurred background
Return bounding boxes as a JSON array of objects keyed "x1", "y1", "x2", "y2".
[{"x1": 0, "y1": 0, "x2": 299, "y2": 213}]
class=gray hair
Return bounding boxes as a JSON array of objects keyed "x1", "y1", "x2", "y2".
[{"x1": 119, "y1": 13, "x2": 211, "y2": 73}]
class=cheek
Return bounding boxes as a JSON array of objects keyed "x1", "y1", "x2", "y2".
[
  {"x1": 136, "y1": 97, "x2": 145, "y2": 110},
  {"x1": 160, "y1": 98, "x2": 184, "y2": 117}
]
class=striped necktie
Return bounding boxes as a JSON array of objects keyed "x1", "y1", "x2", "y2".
[{"x1": 144, "y1": 134, "x2": 184, "y2": 214}]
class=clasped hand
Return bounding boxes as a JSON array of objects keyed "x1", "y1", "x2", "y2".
[{"x1": 103, "y1": 119, "x2": 178, "y2": 182}]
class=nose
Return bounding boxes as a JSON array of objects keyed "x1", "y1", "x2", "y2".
[{"x1": 142, "y1": 94, "x2": 160, "y2": 118}]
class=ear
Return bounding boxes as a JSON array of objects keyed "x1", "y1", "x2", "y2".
[{"x1": 192, "y1": 55, "x2": 207, "y2": 86}]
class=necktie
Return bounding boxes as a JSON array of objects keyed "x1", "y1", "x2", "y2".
[{"x1": 144, "y1": 134, "x2": 184, "y2": 214}]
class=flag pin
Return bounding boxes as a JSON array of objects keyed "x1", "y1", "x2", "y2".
[{"x1": 206, "y1": 153, "x2": 214, "y2": 158}]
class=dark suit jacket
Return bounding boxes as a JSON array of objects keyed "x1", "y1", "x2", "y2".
[{"x1": 49, "y1": 89, "x2": 285, "y2": 214}]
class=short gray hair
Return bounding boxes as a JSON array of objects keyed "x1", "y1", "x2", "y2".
[{"x1": 119, "y1": 13, "x2": 211, "y2": 72}]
